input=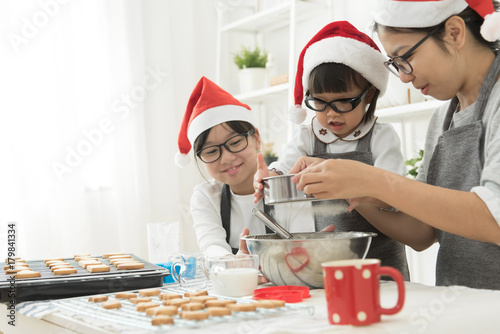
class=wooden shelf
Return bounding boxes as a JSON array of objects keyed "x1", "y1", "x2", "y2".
[
  {"x1": 234, "y1": 83, "x2": 289, "y2": 104},
  {"x1": 375, "y1": 100, "x2": 446, "y2": 121},
  {"x1": 220, "y1": 0, "x2": 321, "y2": 33}
]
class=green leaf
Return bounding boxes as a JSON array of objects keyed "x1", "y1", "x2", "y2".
[
  {"x1": 233, "y1": 46, "x2": 268, "y2": 69},
  {"x1": 405, "y1": 149, "x2": 424, "y2": 178}
]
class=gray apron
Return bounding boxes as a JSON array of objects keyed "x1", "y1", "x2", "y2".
[
  {"x1": 427, "y1": 53, "x2": 500, "y2": 289},
  {"x1": 221, "y1": 184, "x2": 272, "y2": 254},
  {"x1": 311, "y1": 127, "x2": 410, "y2": 280}
]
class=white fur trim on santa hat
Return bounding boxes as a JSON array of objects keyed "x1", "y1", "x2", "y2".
[
  {"x1": 175, "y1": 152, "x2": 192, "y2": 168},
  {"x1": 481, "y1": 11, "x2": 500, "y2": 42},
  {"x1": 302, "y1": 36, "x2": 389, "y2": 95},
  {"x1": 187, "y1": 105, "x2": 255, "y2": 145},
  {"x1": 373, "y1": 0, "x2": 468, "y2": 28},
  {"x1": 288, "y1": 105, "x2": 307, "y2": 124}
]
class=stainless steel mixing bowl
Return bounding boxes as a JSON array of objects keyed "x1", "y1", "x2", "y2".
[
  {"x1": 243, "y1": 232, "x2": 376, "y2": 288},
  {"x1": 262, "y1": 174, "x2": 322, "y2": 204}
]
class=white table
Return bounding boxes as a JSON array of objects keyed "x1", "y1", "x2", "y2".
[{"x1": 1, "y1": 282, "x2": 500, "y2": 334}]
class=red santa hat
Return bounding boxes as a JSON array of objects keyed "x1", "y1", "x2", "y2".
[
  {"x1": 175, "y1": 76, "x2": 254, "y2": 167},
  {"x1": 373, "y1": 0, "x2": 500, "y2": 42},
  {"x1": 290, "y1": 21, "x2": 389, "y2": 124}
]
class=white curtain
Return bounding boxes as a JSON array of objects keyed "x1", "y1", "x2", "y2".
[{"x1": 0, "y1": 0, "x2": 156, "y2": 259}]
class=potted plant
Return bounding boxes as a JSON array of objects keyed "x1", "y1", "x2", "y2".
[
  {"x1": 263, "y1": 142, "x2": 278, "y2": 165},
  {"x1": 233, "y1": 46, "x2": 268, "y2": 93}
]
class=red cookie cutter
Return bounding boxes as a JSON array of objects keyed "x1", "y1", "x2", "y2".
[{"x1": 253, "y1": 285, "x2": 311, "y2": 303}]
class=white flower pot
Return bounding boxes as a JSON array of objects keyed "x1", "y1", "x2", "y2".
[{"x1": 238, "y1": 68, "x2": 266, "y2": 93}]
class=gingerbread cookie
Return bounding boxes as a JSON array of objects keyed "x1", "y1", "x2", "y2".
[
  {"x1": 102, "y1": 252, "x2": 125, "y2": 258},
  {"x1": 180, "y1": 311, "x2": 209, "y2": 320},
  {"x1": 115, "y1": 292, "x2": 137, "y2": 299},
  {"x1": 102, "y1": 300, "x2": 121, "y2": 309},
  {"x1": 137, "y1": 301, "x2": 160, "y2": 312},
  {"x1": 227, "y1": 303, "x2": 257, "y2": 312},
  {"x1": 163, "y1": 298, "x2": 189, "y2": 307},
  {"x1": 87, "y1": 265, "x2": 110, "y2": 273},
  {"x1": 130, "y1": 297, "x2": 152, "y2": 304},
  {"x1": 117, "y1": 262, "x2": 144, "y2": 270},
  {"x1": 254, "y1": 299, "x2": 286, "y2": 309},
  {"x1": 146, "y1": 306, "x2": 178, "y2": 316},
  {"x1": 184, "y1": 290, "x2": 208, "y2": 297},
  {"x1": 53, "y1": 268, "x2": 78, "y2": 275},
  {"x1": 13, "y1": 270, "x2": 41, "y2": 279},
  {"x1": 138, "y1": 288, "x2": 161, "y2": 297},
  {"x1": 88, "y1": 295, "x2": 109, "y2": 303},
  {"x1": 151, "y1": 315, "x2": 174, "y2": 326},
  {"x1": 181, "y1": 302, "x2": 204, "y2": 311},
  {"x1": 204, "y1": 299, "x2": 236, "y2": 308},
  {"x1": 189, "y1": 296, "x2": 217, "y2": 304},
  {"x1": 206, "y1": 307, "x2": 232, "y2": 317},
  {"x1": 159, "y1": 292, "x2": 183, "y2": 300}
]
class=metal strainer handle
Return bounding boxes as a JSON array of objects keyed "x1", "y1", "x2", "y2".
[{"x1": 251, "y1": 208, "x2": 293, "y2": 239}]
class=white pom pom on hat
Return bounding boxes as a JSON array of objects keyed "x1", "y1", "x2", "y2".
[
  {"x1": 290, "y1": 21, "x2": 388, "y2": 124},
  {"x1": 175, "y1": 152, "x2": 192, "y2": 168},
  {"x1": 480, "y1": 9, "x2": 500, "y2": 42},
  {"x1": 373, "y1": 0, "x2": 500, "y2": 42},
  {"x1": 176, "y1": 76, "x2": 255, "y2": 168},
  {"x1": 288, "y1": 105, "x2": 307, "y2": 124}
]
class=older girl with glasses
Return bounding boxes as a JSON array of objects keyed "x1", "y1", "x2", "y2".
[
  {"x1": 176, "y1": 77, "x2": 314, "y2": 259},
  {"x1": 291, "y1": 0, "x2": 500, "y2": 290},
  {"x1": 253, "y1": 21, "x2": 410, "y2": 279}
]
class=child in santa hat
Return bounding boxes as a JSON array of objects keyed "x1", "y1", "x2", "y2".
[
  {"x1": 253, "y1": 20, "x2": 410, "y2": 280},
  {"x1": 176, "y1": 77, "x2": 314, "y2": 258},
  {"x1": 292, "y1": 0, "x2": 500, "y2": 290}
]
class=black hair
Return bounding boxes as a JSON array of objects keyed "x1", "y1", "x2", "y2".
[
  {"x1": 307, "y1": 62, "x2": 380, "y2": 123},
  {"x1": 373, "y1": 2, "x2": 500, "y2": 53}
]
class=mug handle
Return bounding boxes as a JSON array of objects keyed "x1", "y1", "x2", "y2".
[
  {"x1": 377, "y1": 266, "x2": 405, "y2": 315},
  {"x1": 171, "y1": 261, "x2": 182, "y2": 283}
]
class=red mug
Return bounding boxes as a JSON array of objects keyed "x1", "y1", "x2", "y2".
[{"x1": 322, "y1": 259, "x2": 405, "y2": 326}]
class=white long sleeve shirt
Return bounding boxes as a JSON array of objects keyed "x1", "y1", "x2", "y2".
[{"x1": 269, "y1": 117, "x2": 406, "y2": 176}]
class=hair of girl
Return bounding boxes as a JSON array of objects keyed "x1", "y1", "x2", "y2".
[{"x1": 307, "y1": 62, "x2": 380, "y2": 123}]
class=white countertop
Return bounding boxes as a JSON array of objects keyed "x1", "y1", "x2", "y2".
[{"x1": 1, "y1": 281, "x2": 500, "y2": 334}]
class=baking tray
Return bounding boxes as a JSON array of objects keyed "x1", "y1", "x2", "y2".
[
  {"x1": 48, "y1": 285, "x2": 315, "y2": 332},
  {"x1": 0, "y1": 254, "x2": 169, "y2": 303}
]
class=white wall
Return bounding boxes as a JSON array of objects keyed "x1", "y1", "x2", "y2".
[{"x1": 141, "y1": 0, "x2": 220, "y2": 253}]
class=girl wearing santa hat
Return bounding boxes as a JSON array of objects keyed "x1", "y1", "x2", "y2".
[
  {"x1": 292, "y1": 0, "x2": 500, "y2": 290},
  {"x1": 176, "y1": 76, "x2": 314, "y2": 258},
  {"x1": 253, "y1": 21, "x2": 410, "y2": 280}
]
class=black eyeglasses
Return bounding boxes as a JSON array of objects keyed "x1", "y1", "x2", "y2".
[
  {"x1": 384, "y1": 26, "x2": 440, "y2": 77},
  {"x1": 304, "y1": 86, "x2": 371, "y2": 113},
  {"x1": 196, "y1": 129, "x2": 255, "y2": 163}
]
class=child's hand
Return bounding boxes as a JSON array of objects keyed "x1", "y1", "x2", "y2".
[
  {"x1": 320, "y1": 224, "x2": 336, "y2": 232},
  {"x1": 237, "y1": 227, "x2": 250, "y2": 255},
  {"x1": 253, "y1": 153, "x2": 270, "y2": 203},
  {"x1": 237, "y1": 227, "x2": 269, "y2": 285}
]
